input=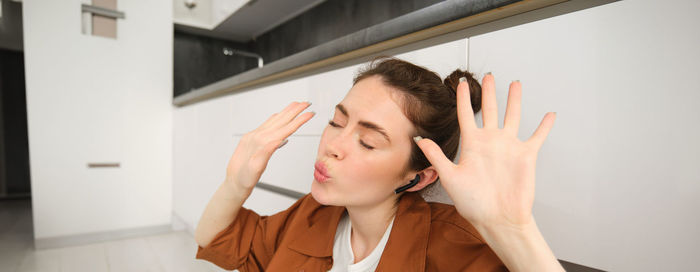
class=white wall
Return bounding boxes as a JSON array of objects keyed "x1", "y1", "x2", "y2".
[
  {"x1": 24, "y1": 0, "x2": 173, "y2": 242},
  {"x1": 468, "y1": 0, "x2": 700, "y2": 271},
  {"x1": 172, "y1": 38, "x2": 467, "y2": 233}
]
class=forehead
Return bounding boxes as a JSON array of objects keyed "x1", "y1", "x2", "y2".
[{"x1": 339, "y1": 76, "x2": 415, "y2": 138}]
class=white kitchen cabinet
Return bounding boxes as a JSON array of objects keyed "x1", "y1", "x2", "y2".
[
  {"x1": 468, "y1": 0, "x2": 700, "y2": 270},
  {"x1": 25, "y1": 0, "x2": 173, "y2": 246}
]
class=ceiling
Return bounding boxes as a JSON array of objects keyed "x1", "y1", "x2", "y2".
[{"x1": 174, "y1": 0, "x2": 326, "y2": 42}]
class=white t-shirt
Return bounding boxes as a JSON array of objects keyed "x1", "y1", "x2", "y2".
[{"x1": 328, "y1": 212, "x2": 395, "y2": 272}]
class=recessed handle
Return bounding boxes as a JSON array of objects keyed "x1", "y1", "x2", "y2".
[
  {"x1": 87, "y1": 162, "x2": 120, "y2": 168},
  {"x1": 81, "y1": 4, "x2": 125, "y2": 19}
]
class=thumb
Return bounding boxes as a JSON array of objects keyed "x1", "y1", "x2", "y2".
[{"x1": 413, "y1": 136, "x2": 454, "y2": 175}]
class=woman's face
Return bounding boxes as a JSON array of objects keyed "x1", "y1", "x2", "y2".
[{"x1": 311, "y1": 75, "x2": 417, "y2": 208}]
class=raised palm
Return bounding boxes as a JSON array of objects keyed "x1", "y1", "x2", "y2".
[{"x1": 415, "y1": 74, "x2": 556, "y2": 230}]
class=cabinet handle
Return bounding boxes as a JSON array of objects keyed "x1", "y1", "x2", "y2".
[
  {"x1": 87, "y1": 162, "x2": 120, "y2": 168},
  {"x1": 255, "y1": 182, "x2": 305, "y2": 199},
  {"x1": 81, "y1": 4, "x2": 125, "y2": 19}
]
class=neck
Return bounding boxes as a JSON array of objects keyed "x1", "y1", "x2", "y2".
[{"x1": 345, "y1": 196, "x2": 399, "y2": 263}]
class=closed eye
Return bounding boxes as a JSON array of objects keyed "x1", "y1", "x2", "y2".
[
  {"x1": 328, "y1": 120, "x2": 341, "y2": 128},
  {"x1": 359, "y1": 141, "x2": 374, "y2": 150},
  {"x1": 327, "y1": 120, "x2": 375, "y2": 150}
]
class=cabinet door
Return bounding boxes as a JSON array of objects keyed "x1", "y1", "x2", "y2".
[
  {"x1": 468, "y1": 0, "x2": 700, "y2": 271},
  {"x1": 25, "y1": 0, "x2": 173, "y2": 239}
]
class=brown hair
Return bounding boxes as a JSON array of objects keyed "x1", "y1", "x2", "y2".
[{"x1": 353, "y1": 56, "x2": 482, "y2": 189}]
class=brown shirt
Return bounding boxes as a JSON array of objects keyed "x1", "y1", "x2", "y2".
[{"x1": 196, "y1": 192, "x2": 508, "y2": 271}]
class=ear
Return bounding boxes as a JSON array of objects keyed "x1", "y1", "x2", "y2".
[{"x1": 405, "y1": 166, "x2": 439, "y2": 192}]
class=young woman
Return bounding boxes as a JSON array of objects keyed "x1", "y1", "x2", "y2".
[{"x1": 194, "y1": 57, "x2": 563, "y2": 272}]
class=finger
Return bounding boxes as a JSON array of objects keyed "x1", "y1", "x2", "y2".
[
  {"x1": 503, "y1": 80, "x2": 522, "y2": 136},
  {"x1": 413, "y1": 136, "x2": 454, "y2": 175},
  {"x1": 526, "y1": 112, "x2": 556, "y2": 150},
  {"x1": 272, "y1": 101, "x2": 312, "y2": 128},
  {"x1": 261, "y1": 102, "x2": 298, "y2": 128},
  {"x1": 481, "y1": 73, "x2": 498, "y2": 129},
  {"x1": 275, "y1": 111, "x2": 316, "y2": 139},
  {"x1": 456, "y1": 77, "x2": 477, "y2": 133},
  {"x1": 260, "y1": 113, "x2": 279, "y2": 128}
]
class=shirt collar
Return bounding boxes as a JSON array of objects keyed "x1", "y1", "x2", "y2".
[
  {"x1": 287, "y1": 193, "x2": 430, "y2": 270},
  {"x1": 287, "y1": 198, "x2": 345, "y2": 257},
  {"x1": 375, "y1": 192, "x2": 430, "y2": 270}
]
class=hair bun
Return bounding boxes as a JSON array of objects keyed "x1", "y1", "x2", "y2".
[{"x1": 443, "y1": 69, "x2": 482, "y2": 114}]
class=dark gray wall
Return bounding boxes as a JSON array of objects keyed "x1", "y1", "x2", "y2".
[
  {"x1": 174, "y1": 0, "x2": 444, "y2": 97},
  {"x1": 0, "y1": 49, "x2": 30, "y2": 196},
  {"x1": 173, "y1": 31, "x2": 259, "y2": 96},
  {"x1": 0, "y1": 0, "x2": 23, "y2": 51},
  {"x1": 250, "y1": 0, "x2": 443, "y2": 64}
]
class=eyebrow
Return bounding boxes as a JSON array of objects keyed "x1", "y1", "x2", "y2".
[{"x1": 335, "y1": 104, "x2": 391, "y2": 143}]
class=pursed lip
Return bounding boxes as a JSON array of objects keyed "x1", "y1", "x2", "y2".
[{"x1": 314, "y1": 161, "x2": 331, "y2": 179}]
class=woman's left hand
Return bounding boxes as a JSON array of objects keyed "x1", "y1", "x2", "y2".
[{"x1": 414, "y1": 74, "x2": 556, "y2": 232}]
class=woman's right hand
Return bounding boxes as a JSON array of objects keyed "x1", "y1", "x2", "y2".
[{"x1": 225, "y1": 101, "x2": 315, "y2": 193}]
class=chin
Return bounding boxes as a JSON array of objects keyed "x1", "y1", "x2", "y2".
[{"x1": 310, "y1": 181, "x2": 335, "y2": 206}]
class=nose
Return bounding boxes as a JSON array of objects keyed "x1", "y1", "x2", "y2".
[{"x1": 325, "y1": 129, "x2": 353, "y2": 160}]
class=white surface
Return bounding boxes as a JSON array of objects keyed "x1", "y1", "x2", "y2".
[
  {"x1": 242, "y1": 188, "x2": 299, "y2": 216},
  {"x1": 173, "y1": 38, "x2": 467, "y2": 236},
  {"x1": 173, "y1": 0, "x2": 250, "y2": 29},
  {"x1": 24, "y1": 0, "x2": 174, "y2": 239},
  {"x1": 468, "y1": 0, "x2": 700, "y2": 270},
  {"x1": 0, "y1": 200, "x2": 226, "y2": 272},
  {"x1": 20, "y1": 232, "x2": 228, "y2": 272},
  {"x1": 173, "y1": 0, "x2": 213, "y2": 29},
  {"x1": 210, "y1": 0, "x2": 249, "y2": 27}
]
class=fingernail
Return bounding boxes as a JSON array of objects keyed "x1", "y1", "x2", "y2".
[
  {"x1": 459, "y1": 77, "x2": 467, "y2": 82},
  {"x1": 413, "y1": 136, "x2": 423, "y2": 143},
  {"x1": 310, "y1": 111, "x2": 316, "y2": 115},
  {"x1": 307, "y1": 101, "x2": 312, "y2": 106},
  {"x1": 486, "y1": 72, "x2": 492, "y2": 76},
  {"x1": 277, "y1": 139, "x2": 289, "y2": 149},
  {"x1": 513, "y1": 80, "x2": 520, "y2": 83}
]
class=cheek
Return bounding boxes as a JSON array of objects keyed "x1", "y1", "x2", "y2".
[{"x1": 344, "y1": 153, "x2": 399, "y2": 189}]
